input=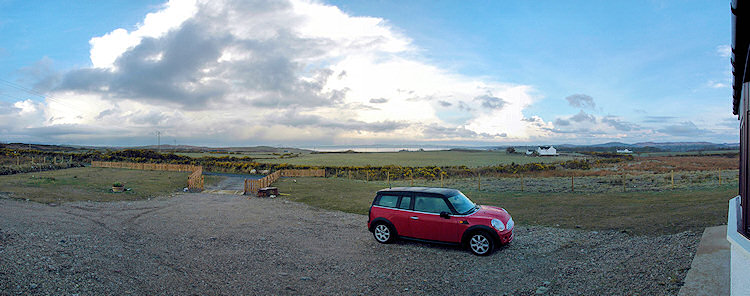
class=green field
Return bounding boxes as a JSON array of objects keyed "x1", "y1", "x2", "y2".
[
  {"x1": 175, "y1": 151, "x2": 280, "y2": 159},
  {"x1": 0, "y1": 167, "x2": 194, "y2": 203},
  {"x1": 250, "y1": 150, "x2": 576, "y2": 167},
  {"x1": 275, "y1": 177, "x2": 733, "y2": 236}
]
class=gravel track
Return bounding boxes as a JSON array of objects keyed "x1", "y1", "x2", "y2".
[{"x1": 0, "y1": 193, "x2": 698, "y2": 295}]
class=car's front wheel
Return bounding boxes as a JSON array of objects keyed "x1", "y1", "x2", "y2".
[
  {"x1": 468, "y1": 231, "x2": 494, "y2": 256},
  {"x1": 373, "y1": 223, "x2": 395, "y2": 244}
]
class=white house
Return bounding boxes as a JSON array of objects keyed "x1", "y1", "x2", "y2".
[
  {"x1": 525, "y1": 150, "x2": 534, "y2": 155},
  {"x1": 616, "y1": 149, "x2": 633, "y2": 154},
  {"x1": 537, "y1": 146, "x2": 557, "y2": 156}
]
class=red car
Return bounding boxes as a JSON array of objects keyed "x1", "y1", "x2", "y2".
[{"x1": 367, "y1": 187, "x2": 514, "y2": 256}]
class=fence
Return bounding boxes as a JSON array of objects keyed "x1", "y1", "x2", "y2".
[
  {"x1": 245, "y1": 170, "x2": 282, "y2": 195},
  {"x1": 188, "y1": 167, "x2": 204, "y2": 191},
  {"x1": 281, "y1": 169, "x2": 325, "y2": 177},
  {"x1": 361, "y1": 169, "x2": 740, "y2": 194},
  {"x1": 92, "y1": 161, "x2": 204, "y2": 191},
  {"x1": 244, "y1": 169, "x2": 325, "y2": 195},
  {"x1": 91, "y1": 161, "x2": 199, "y2": 172}
]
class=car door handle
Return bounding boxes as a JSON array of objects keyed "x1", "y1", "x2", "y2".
[{"x1": 410, "y1": 216, "x2": 419, "y2": 220}]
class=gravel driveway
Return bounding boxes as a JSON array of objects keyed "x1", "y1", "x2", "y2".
[{"x1": 0, "y1": 193, "x2": 698, "y2": 295}]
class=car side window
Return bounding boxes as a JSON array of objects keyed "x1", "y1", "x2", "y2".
[
  {"x1": 377, "y1": 195, "x2": 399, "y2": 208},
  {"x1": 398, "y1": 196, "x2": 412, "y2": 210},
  {"x1": 413, "y1": 195, "x2": 451, "y2": 214}
]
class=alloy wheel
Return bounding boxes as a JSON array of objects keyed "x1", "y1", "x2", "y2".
[
  {"x1": 374, "y1": 224, "x2": 391, "y2": 243},
  {"x1": 470, "y1": 234, "x2": 490, "y2": 255}
]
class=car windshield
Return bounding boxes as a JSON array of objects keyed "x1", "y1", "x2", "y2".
[{"x1": 447, "y1": 192, "x2": 476, "y2": 214}]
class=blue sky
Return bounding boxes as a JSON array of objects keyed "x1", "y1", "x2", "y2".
[{"x1": 0, "y1": 0, "x2": 736, "y2": 146}]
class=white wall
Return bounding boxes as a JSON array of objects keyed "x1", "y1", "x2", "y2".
[{"x1": 727, "y1": 196, "x2": 750, "y2": 295}]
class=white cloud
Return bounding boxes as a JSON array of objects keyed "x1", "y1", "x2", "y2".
[
  {"x1": 28, "y1": 0, "x2": 550, "y2": 145},
  {"x1": 717, "y1": 44, "x2": 731, "y2": 58},
  {"x1": 88, "y1": 0, "x2": 198, "y2": 69},
  {"x1": 707, "y1": 80, "x2": 729, "y2": 89}
]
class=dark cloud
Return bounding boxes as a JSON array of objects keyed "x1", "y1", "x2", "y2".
[
  {"x1": 421, "y1": 124, "x2": 490, "y2": 138},
  {"x1": 129, "y1": 110, "x2": 167, "y2": 125},
  {"x1": 457, "y1": 101, "x2": 472, "y2": 112},
  {"x1": 565, "y1": 94, "x2": 596, "y2": 109},
  {"x1": 554, "y1": 119, "x2": 570, "y2": 126},
  {"x1": 602, "y1": 116, "x2": 640, "y2": 131},
  {"x1": 369, "y1": 98, "x2": 388, "y2": 104},
  {"x1": 642, "y1": 116, "x2": 676, "y2": 123},
  {"x1": 570, "y1": 110, "x2": 596, "y2": 123},
  {"x1": 474, "y1": 95, "x2": 506, "y2": 110},
  {"x1": 438, "y1": 100, "x2": 452, "y2": 107},
  {"x1": 17, "y1": 57, "x2": 61, "y2": 93},
  {"x1": 96, "y1": 108, "x2": 117, "y2": 120},
  {"x1": 0, "y1": 102, "x2": 20, "y2": 115},
  {"x1": 56, "y1": 1, "x2": 348, "y2": 110},
  {"x1": 274, "y1": 111, "x2": 408, "y2": 133},
  {"x1": 657, "y1": 121, "x2": 708, "y2": 137}
]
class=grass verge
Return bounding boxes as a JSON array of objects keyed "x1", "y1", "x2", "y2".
[
  {"x1": 275, "y1": 177, "x2": 735, "y2": 236},
  {"x1": 0, "y1": 167, "x2": 190, "y2": 203}
]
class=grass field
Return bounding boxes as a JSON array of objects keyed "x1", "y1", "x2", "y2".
[
  {"x1": 0, "y1": 167, "x2": 193, "y2": 203},
  {"x1": 251, "y1": 150, "x2": 577, "y2": 167},
  {"x1": 634, "y1": 150, "x2": 738, "y2": 157},
  {"x1": 275, "y1": 177, "x2": 734, "y2": 236}
]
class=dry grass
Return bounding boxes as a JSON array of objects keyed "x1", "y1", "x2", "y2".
[
  {"x1": 275, "y1": 177, "x2": 734, "y2": 236},
  {"x1": 0, "y1": 167, "x2": 190, "y2": 203}
]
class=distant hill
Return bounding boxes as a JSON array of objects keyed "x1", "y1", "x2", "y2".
[
  {"x1": 0, "y1": 143, "x2": 80, "y2": 152},
  {"x1": 552, "y1": 141, "x2": 738, "y2": 153},
  {"x1": 133, "y1": 145, "x2": 310, "y2": 154}
]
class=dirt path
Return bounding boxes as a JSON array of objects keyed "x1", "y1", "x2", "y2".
[{"x1": 0, "y1": 194, "x2": 698, "y2": 295}]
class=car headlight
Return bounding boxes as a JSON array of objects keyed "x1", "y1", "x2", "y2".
[
  {"x1": 506, "y1": 217, "x2": 514, "y2": 230},
  {"x1": 491, "y1": 219, "x2": 505, "y2": 231}
]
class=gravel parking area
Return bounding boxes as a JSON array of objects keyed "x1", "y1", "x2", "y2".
[{"x1": 0, "y1": 193, "x2": 698, "y2": 295}]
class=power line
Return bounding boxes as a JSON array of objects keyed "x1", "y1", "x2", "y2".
[{"x1": 0, "y1": 78, "x2": 81, "y2": 111}]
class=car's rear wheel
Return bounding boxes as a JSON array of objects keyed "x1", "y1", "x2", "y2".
[
  {"x1": 468, "y1": 231, "x2": 494, "y2": 256},
  {"x1": 373, "y1": 223, "x2": 395, "y2": 244}
]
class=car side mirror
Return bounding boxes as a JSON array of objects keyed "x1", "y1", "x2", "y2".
[{"x1": 440, "y1": 211, "x2": 451, "y2": 219}]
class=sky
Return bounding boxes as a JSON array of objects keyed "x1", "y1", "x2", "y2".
[{"x1": 0, "y1": 0, "x2": 736, "y2": 147}]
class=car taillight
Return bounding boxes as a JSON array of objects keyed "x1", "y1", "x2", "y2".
[{"x1": 368, "y1": 207, "x2": 372, "y2": 223}]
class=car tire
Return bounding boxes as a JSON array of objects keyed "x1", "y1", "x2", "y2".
[
  {"x1": 467, "y1": 231, "x2": 494, "y2": 256},
  {"x1": 373, "y1": 223, "x2": 395, "y2": 244}
]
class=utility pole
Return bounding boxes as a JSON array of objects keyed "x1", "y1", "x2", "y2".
[{"x1": 156, "y1": 131, "x2": 161, "y2": 154}]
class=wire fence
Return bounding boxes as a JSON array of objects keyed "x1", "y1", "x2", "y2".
[{"x1": 327, "y1": 169, "x2": 740, "y2": 193}]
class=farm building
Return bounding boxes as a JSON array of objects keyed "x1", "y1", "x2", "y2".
[
  {"x1": 525, "y1": 150, "x2": 534, "y2": 155},
  {"x1": 616, "y1": 149, "x2": 633, "y2": 154},
  {"x1": 536, "y1": 146, "x2": 557, "y2": 156}
]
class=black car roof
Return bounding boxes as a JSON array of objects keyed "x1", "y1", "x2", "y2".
[{"x1": 377, "y1": 187, "x2": 461, "y2": 197}]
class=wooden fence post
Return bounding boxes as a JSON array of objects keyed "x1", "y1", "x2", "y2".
[
  {"x1": 387, "y1": 172, "x2": 390, "y2": 188},
  {"x1": 440, "y1": 173, "x2": 444, "y2": 188},
  {"x1": 671, "y1": 170, "x2": 675, "y2": 189},
  {"x1": 521, "y1": 174, "x2": 524, "y2": 192},
  {"x1": 478, "y1": 173, "x2": 481, "y2": 191},
  {"x1": 410, "y1": 171, "x2": 414, "y2": 187},
  {"x1": 622, "y1": 174, "x2": 626, "y2": 192},
  {"x1": 366, "y1": 171, "x2": 369, "y2": 183},
  {"x1": 571, "y1": 176, "x2": 574, "y2": 192},
  {"x1": 719, "y1": 170, "x2": 722, "y2": 186}
]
